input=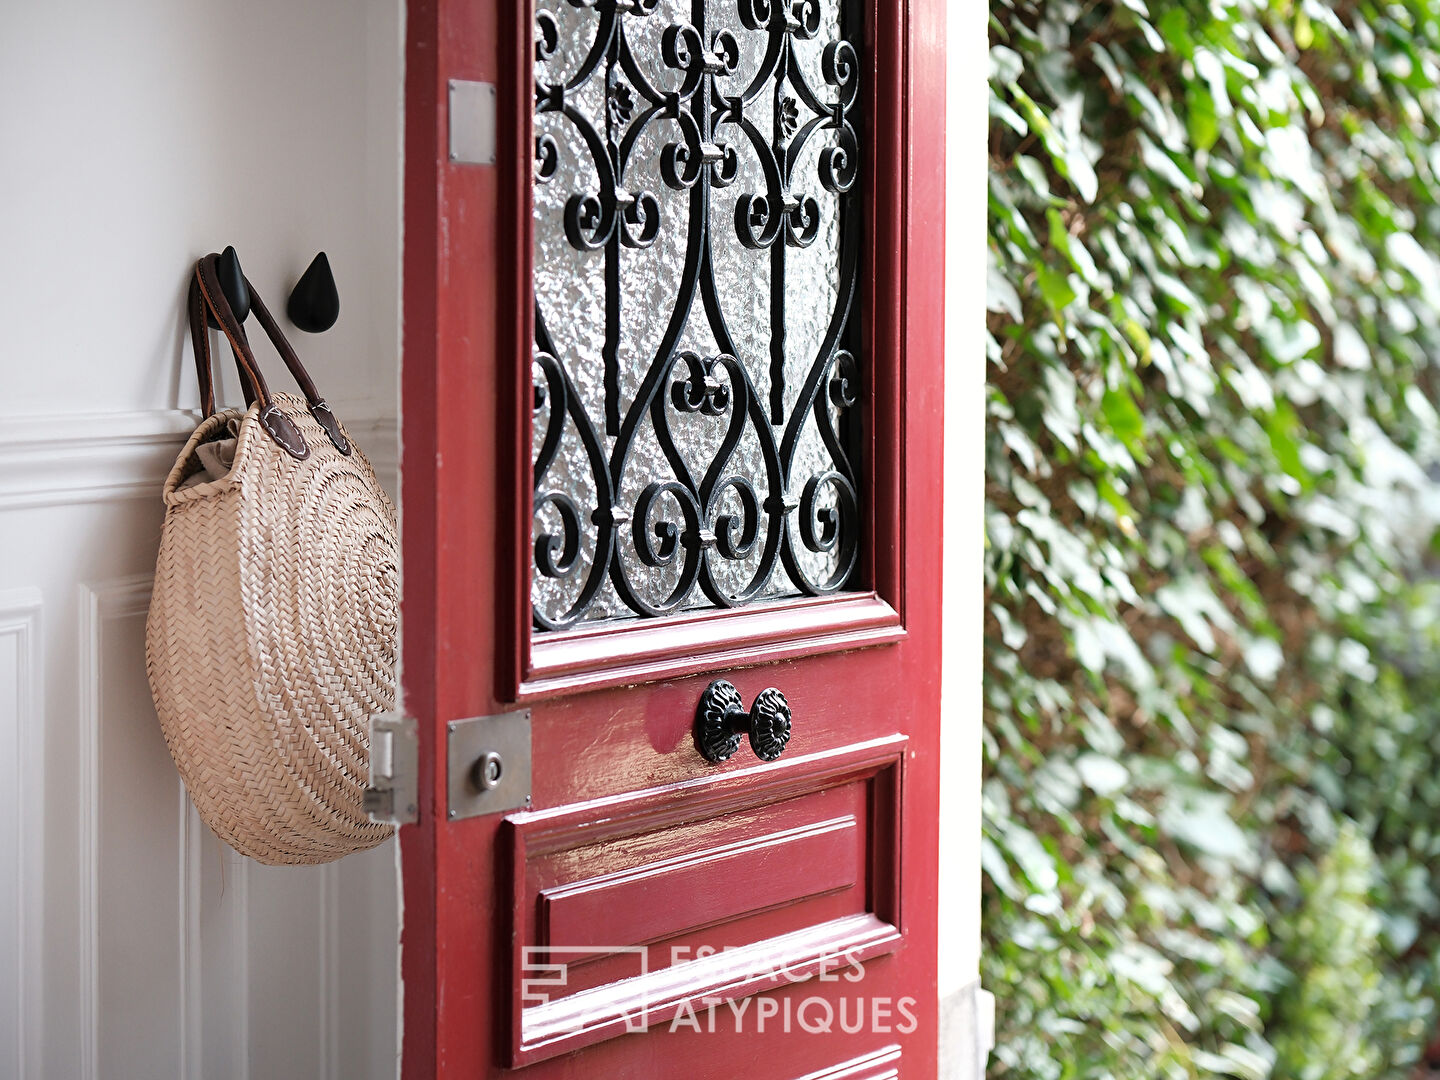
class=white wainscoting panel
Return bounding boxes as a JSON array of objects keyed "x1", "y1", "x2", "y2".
[
  {"x1": 200, "y1": 835, "x2": 251, "y2": 1079},
  {"x1": 81, "y1": 575, "x2": 187, "y2": 1077},
  {"x1": 69, "y1": 509, "x2": 398, "y2": 1079},
  {"x1": 2, "y1": 3, "x2": 404, "y2": 1075},
  {"x1": 247, "y1": 864, "x2": 325, "y2": 1080},
  {"x1": 0, "y1": 589, "x2": 43, "y2": 1079}
]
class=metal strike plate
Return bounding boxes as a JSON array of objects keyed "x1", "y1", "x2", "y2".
[
  {"x1": 448, "y1": 79, "x2": 496, "y2": 165},
  {"x1": 364, "y1": 713, "x2": 419, "y2": 825},
  {"x1": 447, "y1": 710, "x2": 531, "y2": 820}
]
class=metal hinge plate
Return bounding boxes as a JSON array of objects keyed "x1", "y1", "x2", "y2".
[
  {"x1": 447, "y1": 710, "x2": 532, "y2": 821},
  {"x1": 364, "y1": 713, "x2": 419, "y2": 825}
]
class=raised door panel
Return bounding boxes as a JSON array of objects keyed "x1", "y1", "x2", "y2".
[{"x1": 507, "y1": 737, "x2": 904, "y2": 1064}]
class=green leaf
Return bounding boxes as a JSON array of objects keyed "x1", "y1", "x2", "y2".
[
  {"x1": 1186, "y1": 78, "x2": 1219, "y2": 151},
  {"x1": 1036, "y1": 265, "x2": 1077, "y2": 311},
  {"x1": 1101, "y1": 385, "x2": 1146, "y2": 451},
  {"x1": 1265, "y1": 400, "x2": 1313, "y2": 490}
]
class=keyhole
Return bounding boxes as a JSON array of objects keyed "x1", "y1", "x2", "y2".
[{"x1": 471, "y1": 752, "x2": 504, "y2": 791}]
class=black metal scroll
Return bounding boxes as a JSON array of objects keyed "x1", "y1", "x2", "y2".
[{"x1": 533, "y1": 0, "x2": 861, "y2": 629}]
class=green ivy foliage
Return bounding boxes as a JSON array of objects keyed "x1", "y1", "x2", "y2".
[
  {"x1": 985, "y1": 0, "x2": 1440, "y2": 1075},
  {"x1": 1270, "y1": 823, "x2": 1384, "y2": 1079}
]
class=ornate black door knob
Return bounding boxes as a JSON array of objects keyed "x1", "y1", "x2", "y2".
[{"x1": 694, "y1": 680, "x2": 793, "y2": 763}]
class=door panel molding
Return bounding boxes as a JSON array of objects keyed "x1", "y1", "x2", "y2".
[
  {"x1": 523, "y1": 592, "x2": 902, "y2": 698},
  {"x1": 539, "y1": 813, "x2": 860, "y2": 957},
  {"x1": 502, "y1": 0, "x2": 915, "y2": 701},
  {"x1": 797, "y1": 1044, "x2": 903, "y2": 1080},
  {"x1": 506, "y1": 736, "x2": 906, "y2": 1064},
  {"x1": 517, "y1": 914, "x2": 900, "y2": 1066}
]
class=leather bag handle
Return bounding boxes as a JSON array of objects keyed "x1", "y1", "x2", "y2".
[
  {"x1": 243, "y1": 274, "x2": 351, "y2": 456},
  {"x1": 189, "y1": 253, "x2": 352, "y2": 459},
  {"x1": 188, "y1": 272, "x2": 255, "y2": 418}
]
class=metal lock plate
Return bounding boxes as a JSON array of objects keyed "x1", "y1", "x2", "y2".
[
  {"x1": 448, "y1": 79, "x2": 497, "y2": 165},
  {"x1": 365, "y1": 713, "x2": 419, "y2": 825},
  {"x1": 447, "y1": 709, "x2": 532, "y2": 821}
]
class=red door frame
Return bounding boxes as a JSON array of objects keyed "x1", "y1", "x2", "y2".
[{"x1": 400, "y1": 1, "x2": 947, "y2": 1074}]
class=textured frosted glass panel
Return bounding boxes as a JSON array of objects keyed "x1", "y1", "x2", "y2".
[{"x1": 532, "y1": 0, "x2": 862, "y2": 630}]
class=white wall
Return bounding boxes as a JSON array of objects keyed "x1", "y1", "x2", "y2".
[
  {"x1": 938, "y1": 0, "x2": 991, "y2": 1074},
  {"x1": 0, "y1": 2, "x2": 403, "y2": 1077}
]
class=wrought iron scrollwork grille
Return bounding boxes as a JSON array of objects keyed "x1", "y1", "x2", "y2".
[{"x1": 532, "y1": 0, "x2": 862, "y2": 630}]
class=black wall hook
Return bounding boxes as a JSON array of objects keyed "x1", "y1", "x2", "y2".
[
  {"x1": 206, "y1": 245, "x2": 251, "y2": 328},
  {"x1": 287, "y1": 252, "x2": 340, "y2": 333}
]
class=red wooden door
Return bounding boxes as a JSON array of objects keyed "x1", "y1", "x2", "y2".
[{"x1": 399, "y1": 1, "x2": 945, "y2": 1077}]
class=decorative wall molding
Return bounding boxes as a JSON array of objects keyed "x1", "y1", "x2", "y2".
[
  {"x1": 0, "y1": 407, "x2": 398, "y2": 510},
  {"x1": 179, "y1": 796, "x2": 203, "y2": 1080},
  {"x1": 0, "y1": 410, "x2": 197, "y2": 510},
  {"x1": 203, "y1": 844, "x2": 251, "y2": 1080},
  {"x1": 226, "y1": 847, "x2": 251, "y2": 1080},
  {"x1": 318, "y1": 860, "x2": 341, "y2": 1080},
  {"x1": 0, "y1": 589, "x2": 43, "y2": 1080},
  {"x1": 77, "y1": 575, "x2": 153, "y2": 1080}
]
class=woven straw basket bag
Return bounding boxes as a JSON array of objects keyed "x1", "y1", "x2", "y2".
[{"x1": 146, "y1": 253, "x2": 396, "y2": 865}]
